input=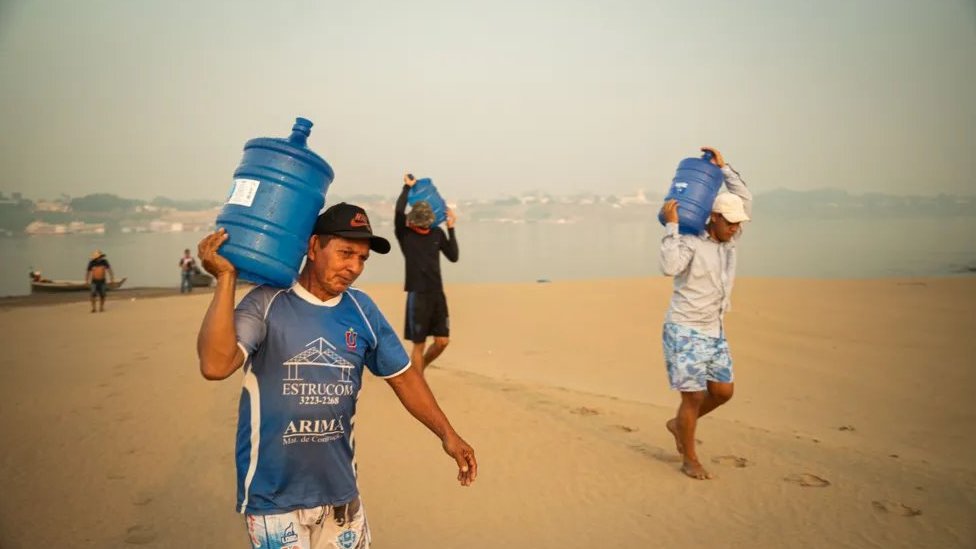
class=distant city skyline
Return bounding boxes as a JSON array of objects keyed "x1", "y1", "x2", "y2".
[
  {"x1": 3, "y1": 182, "x2": 974, "y2": 205},
  {"x1": 1, "y1": 0, "x2": 974, "y2": 202}
]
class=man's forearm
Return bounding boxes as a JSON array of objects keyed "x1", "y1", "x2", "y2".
[
  {"x1": 722, "y1": 165, "x2": 753, "y2": 217},
  {"x1": 394, "y1": 185, "x2": 410, "y2": 229},
  {"x1": 443, "y1": 228, "x2": 459, "y2": 262},
  {"x1": 197, "y1": 273, "x2": 242, "y2": 379},
  {"x1": 387, "y1": 367, "x2": 457, "y2": 441}
]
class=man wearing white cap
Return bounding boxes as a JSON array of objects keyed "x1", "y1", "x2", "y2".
[{"x1": 658, "y1": 146, "x2": 753, "y2": 480}]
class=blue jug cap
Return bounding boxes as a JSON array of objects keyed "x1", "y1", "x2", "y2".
[
  {"x1": 290, "y1": 117, "x2": 313, "y2": 146},
  {"x1": 243, "y1": 117, "x2": 334, "y2": 179}
]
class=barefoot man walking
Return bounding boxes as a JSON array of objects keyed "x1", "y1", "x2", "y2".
[{"x1": 659, "y1": 147, "x2": 753, "y2": 480}]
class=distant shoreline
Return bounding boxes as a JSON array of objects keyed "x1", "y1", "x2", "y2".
[
  {"x1": 0, "y1": 286, "x2": 216, "y2": 309},
  {"x1": 3, "y1": 274, "x2": 975, "y2": 309}
]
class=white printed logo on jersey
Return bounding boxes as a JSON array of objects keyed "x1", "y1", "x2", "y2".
[{"x1": 282, "y1": 337, "x2": 356, "y2": 407}]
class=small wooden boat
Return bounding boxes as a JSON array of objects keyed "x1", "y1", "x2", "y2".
[{"x1": 31, "y1": 278, "x2": 127, "y2": 294}]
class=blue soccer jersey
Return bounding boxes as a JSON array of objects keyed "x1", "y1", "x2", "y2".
[{"x1": 233, "y1": 283, "x2": 410, "y2": 515}]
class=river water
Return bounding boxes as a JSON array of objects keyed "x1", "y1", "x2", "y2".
[{"x1": 2, "y1": 216, "x2": 974, "y2": 297}]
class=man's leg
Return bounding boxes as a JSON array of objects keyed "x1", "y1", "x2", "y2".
[
  {"x1": 663, "y1": 322, "x2": 727, "y2": 479},
  {"x1": 674, "y1": 390, "x2": 711, "y2": 479},
  {"x1": 421, "y1": 292, "x2": 450, "y2": 370},
  {"x1": 667, "y1": 381, "x2": 733, "y2": 474},
  {"x1": 699, "y1": 336, "x2": 735, "y2": 417},
  {"x1": 410, "y1": 340, "x2": 427, "y2": 372},
  {"x1": 699, "y1": 381, "x2": 733, "y2": 418},
  {"x1": 422, "y1": 337, "x2": 449, "y2": 370}
]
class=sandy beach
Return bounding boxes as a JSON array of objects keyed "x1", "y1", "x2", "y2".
[{"x1": 0, "y1": 277, "x2": 974, "y2": 548}]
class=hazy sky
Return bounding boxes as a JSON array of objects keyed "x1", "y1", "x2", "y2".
[{"x1": 1, "y1": 0, "x2": 974, "y2": 201}]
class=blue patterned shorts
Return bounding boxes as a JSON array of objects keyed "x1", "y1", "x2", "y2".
[
  {"x1": 662, "y1": 322, "x2": 733, "y2": 392},
  {"x1": 245, "y1": 499, "x2": 370, "y2": 549}
]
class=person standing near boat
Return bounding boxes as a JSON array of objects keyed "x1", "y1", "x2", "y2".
[
  {"x1": 179, "y1": 248, "x2": 197, "y2": 293},
  {"x1": 86, "y1": 250, "x2": 115, "y2": 313}
]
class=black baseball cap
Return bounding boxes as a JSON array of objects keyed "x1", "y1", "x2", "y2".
[{"x1": 312, "y1": 203, "x2": 391, "y2": 254}]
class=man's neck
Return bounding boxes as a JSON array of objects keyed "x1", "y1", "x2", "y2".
[
  {"x1": 706, "y1": 223, "x2": 719, "y2": 242},
  {"x1": 297, "y1": 271, "x2": 339, "y2": 302}
]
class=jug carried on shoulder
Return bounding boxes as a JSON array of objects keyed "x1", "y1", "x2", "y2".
[
  {"x1": 407, "y1": 177, "x2": 448, "y2": 226},
  {"x1": 657, "y1": 150, "x2": 724, "y2": 235},
  {"x1": 216, "y1": 117, "x2": 335, "y2": 287}
]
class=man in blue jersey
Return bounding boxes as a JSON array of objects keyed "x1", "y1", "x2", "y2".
[
  {"x1": 659, "y1": 147, "x2": 753, "y2": 481},
  {"x1": 196, "y1": 202, "x2": 477, "y2": 549}
]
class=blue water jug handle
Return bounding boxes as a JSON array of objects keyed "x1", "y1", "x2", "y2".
[
  {"x1": 701, "y1": 149, "x2": 715, "y2": 162},
  {"x1": 289, "y1": 117, "x2": 313, "y2": 147}
]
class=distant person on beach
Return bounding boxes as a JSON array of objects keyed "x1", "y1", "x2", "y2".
[
  {"x1": 179, "y1": 248, "x2": 197, "y2": 293},
  {"x1": 29, "y1": 268, "x2": 49, "y2": 283},
  {"x1": 196, "y1": 202, "x2": 477, "y2": 548},
  {"x1": 394, "y1": 173, "x2": 459, "y2": 374},
  {"x1": 658, "y1": 147, "x2": 753, "y2": 480},
  {"x1": 86, "y1": 250, "x2": 114, "y2": 313}
]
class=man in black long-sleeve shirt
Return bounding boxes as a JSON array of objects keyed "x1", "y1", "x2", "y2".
[{"x1": 395, "y1": 173, "x2": 459, "y2": 374}]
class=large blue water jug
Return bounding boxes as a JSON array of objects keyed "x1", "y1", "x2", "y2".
[
  {"x1": 658, "y1": 150, "x2": 724, "y2": 235},
  {"x1": 216, "y1": 117, "x2": 334, "y2": 287},
  {"x1": 407, "y1": 178, "x2": 447, "y2": 225}
]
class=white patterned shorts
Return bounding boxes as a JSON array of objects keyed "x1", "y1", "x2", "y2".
[
  {"x1": 662, "y1": 322, "x2": 734, "y2": 392},
  {"x1": 245, "y1": 499, "x2": 370, "y2": 549}
]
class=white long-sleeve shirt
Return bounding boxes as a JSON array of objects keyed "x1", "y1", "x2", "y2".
[{"x1": 659, "y1": 165, "x2": 753, "y2": 337}]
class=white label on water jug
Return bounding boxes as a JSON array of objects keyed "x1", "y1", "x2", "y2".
[{"x1": 227, "y1": 178, "x2": 260, "y2": 207}]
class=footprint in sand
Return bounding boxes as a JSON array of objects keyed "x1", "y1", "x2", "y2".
[
  {"x1": 124, "y1": 524, "x2": 157, "y2": 544},
  {"x1": 872, "y1": 500, "x2": 922, "y2": 517},
  {"x1": 630, "y1": 443, "x2": 680, "y2": 463},
  {"x1": 711, "y1": 455, "x2": 750, "y2": 468},
  {"x1": 838, "y1": 425, "x2": 856, "y2": 432},
  {"x1": 784, "y1": 473, "x2": 830, "y2": 487},
  {"x1": 132, "y1": 495, "x2": 153, "y2": 506},
  {"x1": 570, "y1": 406, "x2": 599, "y2": 416}
]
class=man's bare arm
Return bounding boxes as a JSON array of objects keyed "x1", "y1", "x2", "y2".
[
  {"x1": 196, "y1": 230, "x2": 245, "y2": 380},
  {"x1": 385, "y1": 366, "x2": 478, "y2": 486}
]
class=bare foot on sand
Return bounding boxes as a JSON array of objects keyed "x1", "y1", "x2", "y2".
[
  {"x1": 666, "y1": 418, "x2": 683, "y2": 454},
  {"x1": 681, "y1": 459, "x2": 713, "y2": 480}
]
